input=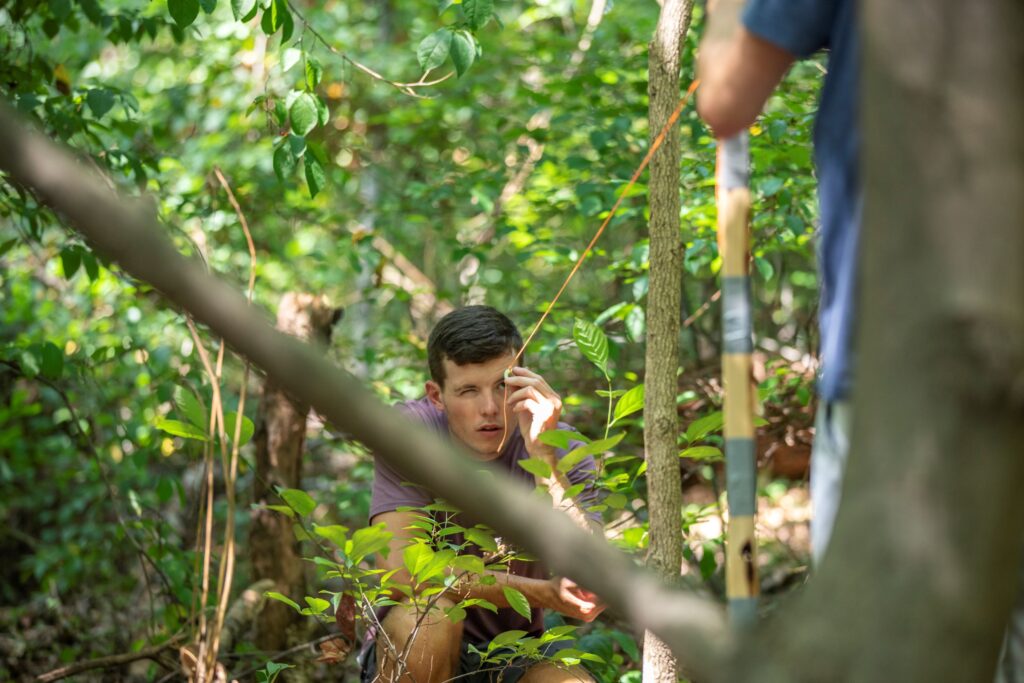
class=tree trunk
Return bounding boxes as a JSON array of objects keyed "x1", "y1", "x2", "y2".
[
  {"x1": 727, "y1": 0, "x2": 1024, "y2": 680},
  {"x1": 249, "y1": 292, "x2": 340, "y2": 651},
  {"x1": 643, "y1": 0, "x2": 695, "y2": 680}
]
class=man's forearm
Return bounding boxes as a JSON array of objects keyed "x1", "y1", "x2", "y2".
[
  {"x1": 698, "y1": 0, "x2": 746, "y2": 76},
  {"x1": 451, "y1": 569, "x2": 554, "y2": 611}
]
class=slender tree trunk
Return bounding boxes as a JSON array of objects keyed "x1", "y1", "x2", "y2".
[
  {"x1": 643, "y1": 1, "x2": 695, "y2": 680},
  {"x1": 249, "y1": 293, "x2": 339, "y2": 651},
  {"x1": 727, "y1": 0, "x2": 1024, "y2": 680}
]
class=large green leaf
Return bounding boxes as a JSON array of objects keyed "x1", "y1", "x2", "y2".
[
  {"x1": 503, "y1": 585, "x2": 531, "y2": 620},
  {"x1": 156, "y1": 418, "x2": 208, "y2": 441},
  {"x1": 463, "y1": 0, "x2": 494, "y2": 30},
  {"x1": 230, "y1": 0, "x2": 255, "y2": 20},
  {"x1": 611, "y1": 384, "x2": 644, "y2": 425},
  {"x1": 556, "y1": 432, "x2": 625, "y2": 473},
  {"x1": 224, "y1": 412, "x2": 254, "y2": 445},
  {"x1": 168, "y1": 0, "x2": 200, "y2": 27},
  {"x1": 289, "y1": 93, "x2": 318, "y2": 136},
  {"x1": 173, "y1": 385, "x2": 207, "y2": 430},
  {"x1": 39, "y1": 342, "x2": 63, "y2": 380},
  {"x1": 450, "y1": 30, "x2": 476, "y2": 77},
  {"x1": 678, "y1": 445, "x2": 723, "y2": 462},
  {"x1": 273, "y1": 142, "x2": 296, "y2": 182},
  {"x1": 517, "y1": 457, "x2": 552, "y2": 479},
  {"x1": 502, "y1": 586, "x2": 531, "y2": 620},
  {"x1": 347, "y1": 523, "x2": 393, "y2": 563},
  {"x1": 537, "y1": 429, "x2": 590, "y2": 450},
  {"x1": 685, "y1": 411, "x2": 724, "y2": 443},
  {"x1": 304, "y1": 156, "x2": 326, "y2": 198},
  {"x1": 489, "y1": 629, "x2": 527, "y2": 650},
  {"x1": 573, "y1": 318, "x2": 608, "y2": 375},
  {"x1": 278, "y1": 487, "x2": 317, "y2": 516},
  {"x1": 86, "y1": 89, "x2": 115, "y2": 118},
  {"x1": 417, "y1": 28, "x2": 452, "y2": 71},
  {"x1": 265, "y1": 591, "x2": 301, "y2": 612}
]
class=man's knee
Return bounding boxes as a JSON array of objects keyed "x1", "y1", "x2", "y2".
[{"x1": 376, "y1": 596, "x2": 463, "y2": 682}]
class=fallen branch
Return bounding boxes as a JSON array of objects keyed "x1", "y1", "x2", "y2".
[{"x1": 36, "y1": 634, "x2": 185, "y2": 682}]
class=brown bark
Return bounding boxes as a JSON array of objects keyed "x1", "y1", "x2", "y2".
[
  {"x1": 643, "y1": 0, "x2": 695, "y2": 680},
  {"x1": 249, "y1": 293, "x2": 340, "y2": 651}
]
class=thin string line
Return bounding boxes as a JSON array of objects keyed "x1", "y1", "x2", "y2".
[{"x1": 497, "y1": 79, "x2": 701, "y2": 451}]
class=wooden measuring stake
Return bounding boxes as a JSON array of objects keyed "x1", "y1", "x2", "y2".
[{"x1": 716, "y1": 132, "x2": 760, "y2": 626}]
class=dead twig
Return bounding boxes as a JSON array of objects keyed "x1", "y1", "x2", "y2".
[{"x1": 36, "y1": 633, "x2": 185, "y2": 682}]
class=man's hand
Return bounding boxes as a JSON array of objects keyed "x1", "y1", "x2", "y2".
[
  {"x1": 504, "y1": 367, "x2": 562, "y2": 457},
  {"x1": 545, "y1": 577, "x2": 605, "y2": 622}
]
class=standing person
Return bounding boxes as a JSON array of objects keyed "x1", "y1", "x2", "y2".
[
  {"x1": 360, "y1": 305, "x2": 603, "y2": 683},
  {"x1": 695, "y1": 0, "x2": 860, "y2": 565},
  {"x1": 697, "y1": 5, "x2": 1024, "y2": 679}
]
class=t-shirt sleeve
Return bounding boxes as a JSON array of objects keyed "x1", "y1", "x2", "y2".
[
  {"x1": 742, "y1": 0, "x2": 839, "y2": 59},
  {"x1": 368, "y1": 400, "x2": 439, "y2": 521}
]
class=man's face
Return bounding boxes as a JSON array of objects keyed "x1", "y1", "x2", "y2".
[{"x1": 425, "y1": 352, "x2": 515, "y2": 461}]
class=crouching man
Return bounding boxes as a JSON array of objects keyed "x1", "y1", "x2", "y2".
[{"x1": 360, "y1": 305, "x2": 604, "y2": 683}]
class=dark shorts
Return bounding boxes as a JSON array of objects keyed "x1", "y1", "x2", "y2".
[{"x1": 359, "y1": 637, "x2": 587, "y2": 683}]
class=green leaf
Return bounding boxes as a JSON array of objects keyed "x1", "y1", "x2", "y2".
[
  {"x1": 305, "y1": 57, "x2": 323, "y2": 90},
  {"x1": 611, "y1": 384, "x2": 644, "y2": 425},
  {"x1": 173, "y1": 386, "x2": 207, "y2": 429},
  {"x1": 557, "y1": 432, "x2": 625, "y2": 472},
  {"x1": 464, "y1": 527, "x2": 498, "y2": 553},
  {"x1": 265, "y1": 591, "x2": 301, "y2": 612},
  {"x1": 263, "y1": 504, "x2": 295, "y2": 518},
  {"x1": 60, "y1": 247, "x2": 81, "y2": 279},
  {"x1": 403, "y1": 542, "x2": 434, "y2": 579},
  {"x1": 49, "y1": 0, "x2": 71, "y2": 21},
  {"x1": 0, "y1": 238, "x2": 18, "y2": 258},
  {"x1": 86, "y1": 89, "x2": 115, "y2": 118},
  {"x1": 347, "y1": 523, "x2": 393, "y2": 563},
  {"x1": 168, "y1": 0, "x2": 200, "y2": 28},
  {"x1": 289, "y1": 92, "x2": 318, "y2": 136},
  {"x1": 573, "y1": 318, "x2": 609, "y2": 374},
  {"x1": 273, "y1": 142, "x2": 296, "y2": 182},
  {"x1": 278, "y1": 488, "x2": 317, "y2": 516},
  {"x1": 450, "y1": 554, "x2": 485, "y2": 576},
  {"x1": 462, "y1": 0, "x2": 494, "y2": 30},
  {"x1": 685, "y1": 411, "x2": 724, "y2": 442},
  {"x1": 450, "y1": 31, "x2": 476, "y2": 77},
  {"x1": 446, "y1": 605, "x2": 467, "y2": 623},
  {"x1": 489, "y1": 629, "x2": 527, "y2": 650},
  {"x1": 517, "y1": 457, "x2": 552, "y2": 479},
  {"x1": 40, "y1": 342, "x2": 63, "y2": 380},
  {"x1": 199, "y1": 0, "x2": 216, "y2": 13},
  {"x1": 679, "y1": 445, "x2": 723, "y2": 462},
  {"x1": 416, "y1": 28, "x2": 452, "y2": 71},
  {"x1": 224, "y1": 412, "x2": 255, "y2": 445},
  {"x1": 156, "y1": 418, "x2": 209, "y2": 441},
  {"x1": 313, "y1": 524, "x2": 349, "y2": 547},
  {"x1": 231, "y1": 0, "x2": 255, "y2": 20},
  {"x1": 537, "y1": 429, "x2": 589, "y2": 450},
  {"x1": 314, "y1": 95, "x2": 329, "y2": 126},
  {"x1": 502, "y1": 586, "x2": 531, "y2": 620},
  {"x1": 304, "y1": 156, "x2": 326, "y2": 198},
  {"x1": 304, "y1": 596, "x2": 330, "y2": 614},
  {"x1": 625, "y1": 305, "x2": 646, "y2": 341},
  {"x1": 82, "y1": 253, "x2": 99, "y2": 281}
]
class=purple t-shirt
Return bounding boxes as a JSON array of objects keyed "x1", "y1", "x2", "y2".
[{"x1": 369, "y1": 397, "x2": 601, "y2": 643}]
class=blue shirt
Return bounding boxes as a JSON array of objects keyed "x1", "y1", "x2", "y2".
[{"x1": 744, "y1": 0, "x2": 860, "y2": 400}]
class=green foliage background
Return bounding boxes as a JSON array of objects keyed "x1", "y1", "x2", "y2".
[{"x1": 0, "y1": 0, "x2": 822, "y2": 678}]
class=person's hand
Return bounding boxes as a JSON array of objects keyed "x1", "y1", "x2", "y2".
[
  {"x1": 504, "y1": 367, "x2": 562, "y2": 457},
  {"x1": 546, "y1": 576, "x2": 605, "y2": 622}
]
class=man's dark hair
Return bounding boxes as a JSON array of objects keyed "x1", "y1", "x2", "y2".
[{"x1": 427, "y1": 306, "x2": 523, "y2": 386}]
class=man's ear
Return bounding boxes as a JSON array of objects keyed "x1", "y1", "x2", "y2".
[{"x1": 425, "y1": 380, "x2": 444, "y2": 411}]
